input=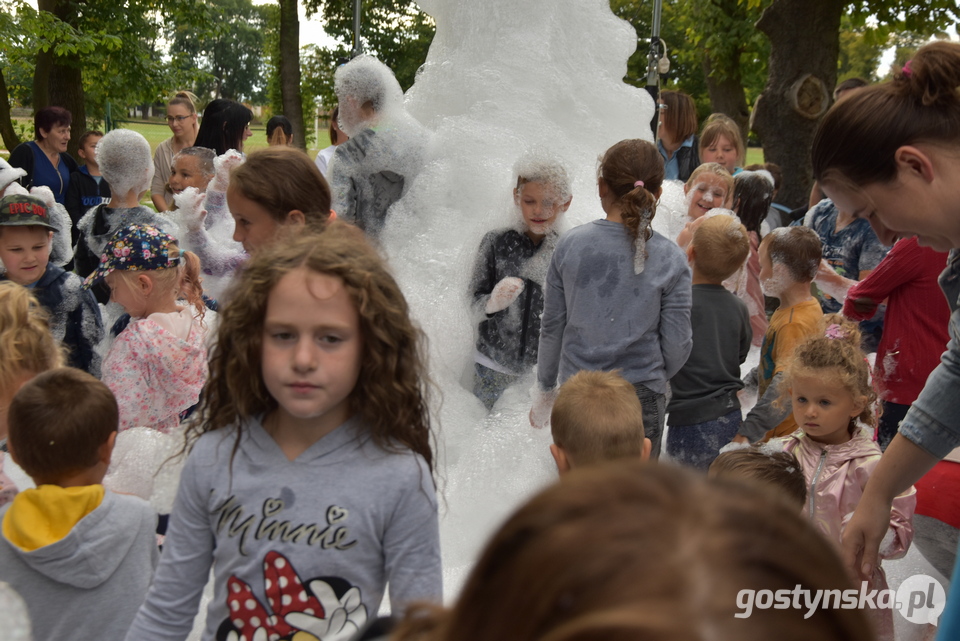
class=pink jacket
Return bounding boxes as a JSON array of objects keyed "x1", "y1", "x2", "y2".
[{"x1": 773, "y1": 427, "x2": 915, "y2": 559}]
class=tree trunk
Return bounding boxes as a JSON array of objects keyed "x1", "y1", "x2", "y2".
[
  {"x1": 753, "y1": 0, "x2": 844, "y2": 208},
  {"x1": 0, "y1": 69, "x2": 22, "y2": 151},
  {"x1": 702, "y1": 55, "x2": 750, "y2": 148},
  {"x1": 278, "y1": 0, "x2": 306, "y2": 150},
  {"x1": 34, "y1": 0, "x2": 85, "y2": 158}
]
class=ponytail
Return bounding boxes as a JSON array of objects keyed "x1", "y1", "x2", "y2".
[
  {"x1": 813, "y1": 41, "x2": 960, "y2": 187},
  {"x1": 179, "y1": 250, "x2": 206, "y2": 322},
  {"x1": 598, "y1": 139, "x2": 664, "y2": 273}
]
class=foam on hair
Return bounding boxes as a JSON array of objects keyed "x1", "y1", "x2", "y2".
[
  {"x1": 173, "y1": 146, "x2": 216, "y2": 177},
  {"x1": 733, "y1": 170, "x2": 775, "y2": 235},
  {"x1": 96, "y1": 129, "x2": 155, "y2": 197},
  {"x1": 763, "y1": 226, "x2": 821, "y2": 283},
  {"x1": 513, "y1": 149, "x2": 572, "y2": 203}
]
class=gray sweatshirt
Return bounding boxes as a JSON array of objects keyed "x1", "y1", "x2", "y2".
[
  {"x1": 537, "y1": 220, "x2": 692, "y2": 393},
  {"x1": 0, "y1": 489, "x2": 159, "y2": 641},
  {"x1": 125, "y1": 416, "x2": 441, "y2": 641}
]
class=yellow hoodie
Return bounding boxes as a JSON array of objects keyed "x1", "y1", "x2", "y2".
[{"x1": 2, "y1": 485, "x2": 104, "y2": 551}]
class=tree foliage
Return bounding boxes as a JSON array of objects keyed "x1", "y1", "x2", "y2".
[{"x1": 166, "y1": 0, "x2": 267, "y2": 103}]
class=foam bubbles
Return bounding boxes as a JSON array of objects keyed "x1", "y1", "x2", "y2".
[{"x1": 97, "y1": 129, "x2": 155, "y2": 199}]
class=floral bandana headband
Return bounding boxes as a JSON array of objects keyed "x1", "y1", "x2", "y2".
[{"x1": 82, "y1": 224, "x2": 180, "y2": 289}]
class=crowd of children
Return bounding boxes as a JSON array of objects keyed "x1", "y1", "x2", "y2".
[{"x1": 3, "y1": 41, "x2": 960, "y2": 641}]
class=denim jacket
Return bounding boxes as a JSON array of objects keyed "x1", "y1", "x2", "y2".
[{"x1": 899, "y1": 249, "x2": 960, "y2": 458}]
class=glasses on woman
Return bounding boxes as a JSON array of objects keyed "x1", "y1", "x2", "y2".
[{"x1": 166, "y1": 115, "x2": 192, "y2": 123}]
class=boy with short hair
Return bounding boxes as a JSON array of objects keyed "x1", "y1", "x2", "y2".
[
  {"x1": 709, "y1": 446, "x2": 807, "y2": 509},
  {"x1": 737, "y1": 226, "x2": 823, "y2": 442},
  {"x1": 0, "y1": 194, "x2": 103, "y2": 375},
  {"x1": 666, "y1": 214, "x2": 752, "y2": 469},
  {"x1": 64, "y1": 130, "x2": 111, "y2": 246},
  {"x1": 0, "y1": 368, "x2": 158, "y2": 641},
  {"x1": 73, "y1": 129, "x2": 174, "y2": 304},
  {"x1": 549, "y1": 370, "x2": 651, "y2": 474},
  {"x1": 470, "y1": 153, "x2": 572, "y2": 408}
]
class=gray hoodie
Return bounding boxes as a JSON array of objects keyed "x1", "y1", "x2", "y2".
[{"x1": 0, "y1": 489, "x2": 159, "y2": 641}]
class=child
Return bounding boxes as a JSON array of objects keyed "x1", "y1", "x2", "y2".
[
  {"x1": 674, "y1": 162, "x2": 734, "y2": 249},
  {"x1": 64, "y1": 130, "x2": 111, "y2": 246},
  {"x1": 532, "y1": 139, "x2": 692, "y2": 461},
  {"x1": 125, "y1": 223, "x2": 441, "y2": 641},
  {"x1": 168, "y1": 146, "x2": 215, "y2": 200},
  {"x1": 731, "y1": 169, "x2": 775, "y2": 344},
  {"x1": 329, "y1": 55, "x2": 429, "y2": 238},
  {"x1": 74, "y1": 129, "x2": 175, "y2": 304},
  {"x1": 0, "y1": 193, "x2": 103, "y2": 375},
  {"x1": 0, "y1": 367, "x2": 158, "y2": 641},
  {"x1": 470, "y1": 153, "x2": 572, "y2": 408},
  {"x1": 391, "y1": 461, "x2": 872, "y2": 641},
  {"x1": 666, "y1": 215, "x2": 751, "y2": 469},
  {"x1": 266, "y1": 115, "x2": 294, "y2": 146},
  {"x1": 179, "y1": 147, "x2": 332, "y2": 288},
  {"x1": 737, "y1": 226, "x2": 823, "y2": 443},
  {"x1": 0, "y1": 281, "x2": 65, "y2": 504},
  {"x1": 769, "y1": 316, "x2": 915, "y2": 640},
  {"x1": 699, "y1": 113, "x2": 744, "y2": 176},
  {"x1": 85, "y1": 225, "x2": 209, "y2": 433},
  {"x1": 549, "y1": 369, "x2": 651, "y2": 474},
  {"x1": 709, "y1": 446, "x2": 807, "y2": 509}
]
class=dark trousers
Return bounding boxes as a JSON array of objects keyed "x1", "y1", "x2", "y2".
[
  {"x1": 473, "y1": 362, "x2": 520, "y2": 410},
  {"x1": 633, "y1": 383, "x2": 666, "y2": 459},
  {"x1": 878, "y1": 401, "x2": 911, "y2": 451},
  {"x1": 666, "y1": 409, "x2": 742, "y2": 471}
]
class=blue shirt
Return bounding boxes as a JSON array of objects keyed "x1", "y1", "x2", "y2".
[
  {"x1": 658, "y1": 135, "x2": 695, "y2": 181},
  {"x1": 28, "y1": 141, "x2": 71, "y2": 204}
]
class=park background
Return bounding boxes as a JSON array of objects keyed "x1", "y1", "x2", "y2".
[{"x1": 0, "y1": 0, "x2": 957, "y2": 207}]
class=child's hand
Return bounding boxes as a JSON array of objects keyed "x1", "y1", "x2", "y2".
[
  {"x1": 174, "y1": 187, "x2": 207, "y2": 232},
  {"x1": 486, "y1": 277, "x2": 525, "y2": 314},
  {"x1": 211, "y1": 150, "x2": 245, "y2": 193},
  {"x1": 529, "y1": 386, "x2": 558, "y2": 429}
]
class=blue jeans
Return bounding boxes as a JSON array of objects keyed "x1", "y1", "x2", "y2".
[
  {"x1": 666, "y1": 409, "x2": 743, "y2": 471},
  {"x1": 633, "y1": 383, "x2": 666, "y2": 460}
]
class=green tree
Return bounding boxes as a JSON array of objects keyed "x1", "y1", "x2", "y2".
[{"x1": 167, "y1": 0, "x2": 267, "y2": 103}]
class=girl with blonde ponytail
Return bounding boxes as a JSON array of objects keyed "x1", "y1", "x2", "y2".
[{"x1": 531, "y1": 139, "x2": 692, "y2": 460}]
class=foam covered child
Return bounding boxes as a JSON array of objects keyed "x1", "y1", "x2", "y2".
[
  {"x1": 470, "y1": 152, "x2": 572, "y2": 408},
  {"x1": 0, "y1": 194, "x2": 103, "y2": 375},
  {"x1": 86, "y1": 225, "x2": 211, "y2": 433},
  {"x1": 674, "y1": 162, "x2": 734, "y2": 249},
  {"x1": 769, "y1": 316, "x2": 915, "y2": 640},
  {"x1": 74, "y1": 129, "x2": 176, "y2": 305}
]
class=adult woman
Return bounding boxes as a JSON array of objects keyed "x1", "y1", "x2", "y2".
[
  {"x1": 8, "y1": 106, "x2": 77, "y2": 204},
  {"x1": 151, "y1": 91, "x2": 198, "y2": 212},
  {"x1": 811, "y1": 41, "x2": 960, "y2": 636},
  {"x1": 314, "y1": 105, "x2": 349, "y2": 177},
  {"x1": 657, "y1": 90, "x2": 700, "y2": 182},
  {"x1": 265, "y1": 115, "x2": 293, "y2": 146},
  {"x1": 194, "y1": 99, "x2": 253, "y2": 156}
]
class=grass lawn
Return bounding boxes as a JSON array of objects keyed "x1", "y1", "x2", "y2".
[{"x1": 745, "y1": 147, "x2": 764, "y2": 166}]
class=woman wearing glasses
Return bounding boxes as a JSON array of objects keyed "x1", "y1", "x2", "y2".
[{"x1": 152, "y1": 91, "x2": 199, "y2": 212}]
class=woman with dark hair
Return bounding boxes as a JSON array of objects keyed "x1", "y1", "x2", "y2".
[
  {"x1": 194, "y1": 99, "x2": 253, "y2": 156},
  {"x1": 8, "y1": 106, "x2": 78, "y2": 204},
  {"x1": 657, "y1": 90, "x2": 700, "y2": 182},
  {"x1": 265, "y1": 115, "x2": 293, "y2": 146},
  {"x1": 314, "y1": 105, "x2": 349, "y2": 176}
]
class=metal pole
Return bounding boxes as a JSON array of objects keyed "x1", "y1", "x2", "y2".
[
  {"x1": 644, "y1": 0, "x2": 664, "y2": 140},
  {"x1": 352, "y1": 0, "x2": 363, "y2": 57}
]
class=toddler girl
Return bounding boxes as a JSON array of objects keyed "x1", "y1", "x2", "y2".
[
  {"x1": 771, "y1": 315, "x2": 915, "y2": 640},
  {"x1": 532, "y1": 139, "x2": 692, "y2": 459},
  {"x1": 86, "y1": 225, "x2": 210, "y2": 433},
  {"x1": 470, "y1": 152, "x2": 572, "y2": 409},
  {"x1": 125, "y1": 223, "x2": 441, "y2": 641},
  {"x1": 0, "y1": 281, "x2": 65, "y2": 505}
]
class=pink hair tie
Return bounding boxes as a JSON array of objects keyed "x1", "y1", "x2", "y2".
[
  {"x1": 825, "y1": 324, "x2": 845, "y2": 340},
  {"x1": 634, "y1": 180, "x2": 645, "y2": 188},
  {"x1": 902, "y1": 60, "x2": 913, "y2": 77}
]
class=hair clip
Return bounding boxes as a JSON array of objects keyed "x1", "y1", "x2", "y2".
[{"x1": 825, "y1": 324, "x2": 846, "y2": 340}]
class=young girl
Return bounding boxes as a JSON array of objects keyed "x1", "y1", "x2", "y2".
[
  {"x1": 470, "y1": 152, "x2": 572, "y2": 409},
  {"x1": 178, "y1": 146, "x2": 333, "y2": 292},
  {"x1": 124, "y1": 223, "x2": 441, "y2": 641},
  {"x1": 674, "y1": 162, "x2": 734, "y2": 249},
  {"x1": 531, "y1": 139, "x2": 692, "y2": 460},
  {"x1": 152, "y1": 91, "x2": 199, "y2": 212},
  {"x1": 730, "y1": 169, "x2": 775, "y2": 345},
  {"x1": 771, "y1": 315, "x2": 915, "y2": 640},
  {"x1": 0, "y1": 281, "x2": 65, "y2": 504},
  {"x1": 699, "y1": 113, "x2": 744, "y2": 176},
  {"x1": 86, "y1": 225, "x2": 210, "y2": 433}
]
